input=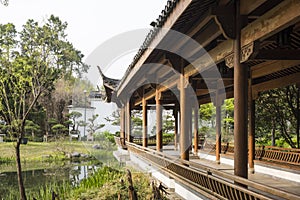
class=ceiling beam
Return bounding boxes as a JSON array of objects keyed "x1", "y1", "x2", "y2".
[
  {"x1": 252, "y1": 72, "x2": 300, "y2": 95},
  {"x1": 184, "y1": 0, "x2": 300, "y2": 77},
  {"x1": 196, "y1": 89, "x2": 210, "y2": 96},
  {"x1": 117, "y1": 0, "x2": 192, "y2": 96},
  {"x1": 185, "y1": 20, "x2": 222, "y2": 58},
  {"x1": 254, "y1": 49, "x2": 300, "y2": 60},
  {"x1": 240, "y1": 0, "x2": 267, "y2": 15},
  {"x1": 251, "y1": 60, "x2": 300, "y2": 78},
  {"x1": 134, "y1": 76, "x2": 178, "y2": 106},
  {"x1": 198, "y1": 90, "x2": 234, "y2": 105}
]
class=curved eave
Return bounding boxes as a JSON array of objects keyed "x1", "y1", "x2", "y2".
[
  {"x1": 116, "y1": 0, "x2": 300, "y2": 105},
  {"x1": 97, "y1": 66, "x2": 120, "y2": 103},
  {"x1": 116, "y1": 0, "x2": 194, "y2": 97}
]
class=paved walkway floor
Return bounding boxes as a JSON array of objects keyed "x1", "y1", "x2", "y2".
[{"x1": 159, "y1": 145, "x2": 300, "y2": 198}]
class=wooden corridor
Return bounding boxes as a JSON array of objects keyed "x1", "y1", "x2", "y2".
[
  {"x1": 103, "y1": 0, "x2": 300, "y2": 199},
  {"x1": 162, "y1": 147, "x2": 300, "y2": 197},
  {"x1": 122, "y1": 140, "x2": 300, "y2": 200}
]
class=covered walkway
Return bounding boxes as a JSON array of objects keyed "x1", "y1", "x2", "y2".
[
  {"x1": 121, "y1": 141, "x2": 300, "y2": 200},
  {"x1": 102, "y1": 0, "x2": 300, "y2": 199}
]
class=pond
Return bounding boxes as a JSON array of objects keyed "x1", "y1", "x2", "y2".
[{"x1": 0, "y1": 160, "x2": 113, "y2": 200}]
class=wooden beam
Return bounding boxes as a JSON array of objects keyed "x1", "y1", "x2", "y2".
[
  {"x1": 242, "y1": 0, "x2": 300, "y2": 44},
  {"x1": 134, "y1": 76, "x2": 178, "y2": 106},
  {"x1": 185, "y1": 0, "x2": 300, "y2": 77},
  {"x1": 117, "y1": 0, "x2": 192, "y2": 96},
  {"x1": 240, "y1": 0, "x2": 267, "y2": 15},
  {"x1": 252, "y1": 60, "x2": 300, "y2": 78},
  {"x1": 168, "y1": 14, "x2": 214, "y2": 51},
  {"x1": 119, "y1": 0, "x2": 300, "y2": 102},
  {"x1": 184, "y1": 40, "x2": 233, "y2": 77},
  {"x1": 213, "y1": 5, "x2": 236, "y2": 39},
  {"x1": 255, "y1": 49, "x2": 300, "y2": 60},
  {"x1": 252, "y1": 72, "x2": 300, "y2": 94},
  {"x1": 198, "y1": 90, "x2": 233, "y2": 105},
  {"x1": 196, "y1": 89, "x2": 210, "y2": 96},
  {"x1": 186, "y1": 20, "x2": 222, "y2": 58}
]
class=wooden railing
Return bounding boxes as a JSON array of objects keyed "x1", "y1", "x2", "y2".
[
  {"x1": 255, "y1": 146, "x2": 300, "y2": 166},
  {"x1": 201, "y1": 143, "x2": 300, "y2": 167},
  {"x1": 114, "y1": 137, "x2": 127, "y2": 149},
  {"x1": 132, "y1": 136, "x2": 174, "y2": 146},
  {"x1": 125, "y1": 141, "x2": 300, "y2": 200},
  {"x1": 115, "y1": 137, "x2": 300, "y2": 166}
]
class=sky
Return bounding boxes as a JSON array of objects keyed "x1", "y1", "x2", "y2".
[{"x1": 0, "y1": 0, "x2": 167, "y2": 85}]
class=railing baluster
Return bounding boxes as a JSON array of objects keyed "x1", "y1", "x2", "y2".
[{"x1": 120, "y1": 140, "x2": 300, "y2": 200}]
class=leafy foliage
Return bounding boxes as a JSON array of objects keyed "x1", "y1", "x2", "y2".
[
  {"x1": 0, "y1": 16, "x2": 88, "y2": 199},
  {"x1": 104, "y1": 110, "x2": 120, "y2": 126},
  {"x1": 66, "y1": 111, "x2": 82, "y2": 133},
  {"x1": 87, "y1": 114, "x2": 105, "y2": 136},
  {"x1": 256, "y1": 85, "x2": 299, "y2": 147}
]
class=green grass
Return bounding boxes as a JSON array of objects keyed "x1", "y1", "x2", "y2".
[
  {"x1": 0, "y1": 140, "x2": 119, "y2": 172},
  {"x1": 0, "y1": 140, "x2": 155, "y2": 200},
  {"x1": 67, "y1": 167, "x2": 153, "y2": 200},
  {"x1": 17, "y1": 166, "x2": 153, "y2": 200},
  {"x1": 0, "y1": 141, "x2": 94, "y2": 162}
]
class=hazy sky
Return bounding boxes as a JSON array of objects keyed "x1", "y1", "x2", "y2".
[{"x1": 0, "y1": 0, "x2": 167, "y2": 85}]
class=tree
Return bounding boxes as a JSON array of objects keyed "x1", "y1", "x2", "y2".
[
  {"x1": 163, "y1": 114, "x2": 175, "y2": 134},
  {"x1": 0, "y1": 16, "x2": 87, "y2": 200},
  {"x1": 66, "y1": 111, "x2": 82, "y2": 134},
  {"x1": 105, "y1": 110, "x2": 120, "y2": 126},
  {"x1": 51, "y1": 123, "x2": 68, "y2": 138},
  {"x1": 87, "y1": 114, "x2": 105, "y2": 139},
  {"x1": 199, "y1": 103, "x2": 216, "y2": 127},
  {"x1": 256, "y1": 86, "x2": 298, "y2": 147},
  {"x1": 222, "y1": 98, "x2": 234, "y2": 142},
  {"x1": 24, "y1": 120, "x2": 40, "y2": 140}
]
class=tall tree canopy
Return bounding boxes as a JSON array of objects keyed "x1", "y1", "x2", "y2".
[
  {"x1": 256, "y1": 85, "x2": 299, "y2": 147},
  {"x1": 0, "y1": 15, "x2": 88, "y2": 200}
]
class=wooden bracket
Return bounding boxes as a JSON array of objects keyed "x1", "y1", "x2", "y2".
[
  {"x1": 225, "y1": 42, "x2": 259, "y2": 68},
  {"x1": 213, "y1": 5, "x2": 236, "y2": 39},
  {"x1": 155, "y1": 89, "x2": 162, "y2": 101}
]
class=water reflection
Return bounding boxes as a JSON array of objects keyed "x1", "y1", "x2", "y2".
[
  {"x1": 0, "y1": 162, "x2": 100, "y2": 200},
  {"x1": 70, "y1": 164, "x2": 97, "y2": 186}
]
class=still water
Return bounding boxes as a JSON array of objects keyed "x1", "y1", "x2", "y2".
[{"x1": 0, "y1": 162, "x2": 100, "y2": 199}]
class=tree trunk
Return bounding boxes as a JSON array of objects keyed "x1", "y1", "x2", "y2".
[
  {"x1": 32, "y1": 130, "x2": 35, "y2": 140},
  {"x1": 272, "y1": 128, "x2": 276, "y2": 146},
  {"x1": 15, "y1": 140, "x2": 27, "y2": 200},
  {"x1": 272, "y1": 120, "x2": 276, "y2": 146}
]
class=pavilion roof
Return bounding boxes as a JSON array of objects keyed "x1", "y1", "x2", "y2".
[{"x1": 97, "y1": 66, "x2": 120, "y2": 102}]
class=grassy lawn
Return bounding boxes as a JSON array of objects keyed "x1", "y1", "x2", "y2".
[
  {"x1": 0, "y1": 141, "x2": 95, "y2": 162},
  {"x1": 0, "y1": 140, "x2": 116, "y2": 173}
]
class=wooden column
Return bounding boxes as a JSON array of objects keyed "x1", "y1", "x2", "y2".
[
  {"x1": 215, "y1": 80, "x2": 224, "y2": 164},
  {"x1": 189, "y1": 107, "x2": 192, "y2": 153},
  {"x1": 156, "y1": 89, "x2": 163, "y2": 151},
  {"x1": 180, "y1": 67, "x2": 189, "y2": 161},
  {"x1": 120, "y1": 106, "x2": 126, "y2": 145},
  {"x1": 142, "y1": 96, "x2": 148, "y2": 147},
  {"x1": 193, "y1": 106, "x2": 199, "y2": 154},
  {"x1": 173, "y1": 106, "x2": 179, "y2": 150},
  {"x1": 126, "y1": 101, "x2": 132, "y2": 142},
  {"x1": 215, "y1": 102, "x2": 222, "y2": 164},
  {"x1": 297, "y1": 83, "x2": 300, "y2": 149},
  {"x1": 248, "y1": 73, "x2": 255, "y2": 173},
  {"x1": 234, "y1": 0, "x2": 248, "y2": 181}
]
